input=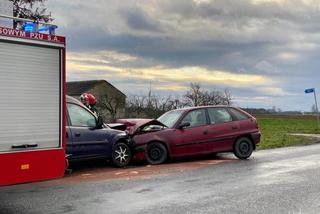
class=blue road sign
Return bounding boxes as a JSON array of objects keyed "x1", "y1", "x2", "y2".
[{"x1": 305, "y1": 88, "x2": 315, "y2": 94}]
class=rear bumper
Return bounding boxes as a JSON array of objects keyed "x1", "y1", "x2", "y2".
[{"x1": 251, "y1": 131, "x2": 261, "y2": 146}]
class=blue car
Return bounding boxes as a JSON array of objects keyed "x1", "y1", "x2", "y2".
[{"x1": 66, "y1": 96, "x2": 132, "y2": 167}]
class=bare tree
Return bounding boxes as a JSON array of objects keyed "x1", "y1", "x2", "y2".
[
  {"x1": 184, "y1": 83, "x2": 202, "y2": 106},
  {"x1": 10, "y1": 0, "x2": 53, "y2": 28},
  {"x1": 125, "y1": 83, "x2": 232, "y2": 119},
  {"x1": 125, "y1": 93, "x2": 181, "y2": 118},
  {"x1": 223, "y1": 89, "x2": 232, "y2": 105},
  {"x1": 184, "y1": 83, "x2": 232, "y2": 106},
  {"x1": 98, "y1": 94, "x2": 125, "y2": 121},
  {"x1": 153, "y1": 96, "x2": 175, "y2": 113},
  {"x1": 125, "y1": 95, "x2": 147, "y2": 118}
]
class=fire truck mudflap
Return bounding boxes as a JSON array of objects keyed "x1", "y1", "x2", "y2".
[{"x1": 0, "y1": 19, "x2": 66, "y2": 186}]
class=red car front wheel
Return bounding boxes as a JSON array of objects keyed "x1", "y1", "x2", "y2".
[{"x1": 146, "y1": 142, "x2": 168, "y2": 165}]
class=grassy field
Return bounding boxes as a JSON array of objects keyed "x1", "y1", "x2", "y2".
[{"x1": 256, "y1": 115, "x2": 320, "y2": 150}]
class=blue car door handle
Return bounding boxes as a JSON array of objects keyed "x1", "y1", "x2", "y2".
[{"x1": 75, "y1": 132, "x2": 81, "y2": 137}]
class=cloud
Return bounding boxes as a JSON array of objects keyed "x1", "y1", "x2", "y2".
[
  {"x1": 46, "y1": 0, "x2": 320, "y2": 110},
  {"x1": 276, "y1": 52, "x2": 300, "y2": 61},
  {"x1": 120, "y1": 7, "x2": 164, "y2": 32},
  {"x1": 254, "y1": 60, "x2": 279, "y2": 74},
  {"x1": 67, "y1": 55, "x2": 270, "y2": 88},
  {"x1": 67, "y1": 51, "x2": 137, "y2": 66},
  {"x1": 256, "y1": 87, "x2": 296, "y2": 96}
]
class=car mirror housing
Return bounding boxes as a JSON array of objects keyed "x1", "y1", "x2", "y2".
[{"x1": 179, "y1": 122, "x2": 190, "y2": 129}]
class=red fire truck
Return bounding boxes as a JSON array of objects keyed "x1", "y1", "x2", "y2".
[{"x1": 0, "y1": 15, "x2": 66, "y2": 186}]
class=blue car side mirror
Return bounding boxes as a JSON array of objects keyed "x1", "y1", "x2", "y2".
[{"x1": 96, "y1": 116, "x2": 104, "y2": 129}]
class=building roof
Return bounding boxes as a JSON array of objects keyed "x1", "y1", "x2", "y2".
[{"x1": 66, "y1": 80, "x2": 126, "y2": 97}]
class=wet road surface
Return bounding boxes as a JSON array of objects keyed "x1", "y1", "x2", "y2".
[{"x1": 1, "y1": 144, "x2": 320, "y2": 214}]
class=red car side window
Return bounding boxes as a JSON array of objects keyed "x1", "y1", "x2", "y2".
[
  {"x1": 208, "y1": 108, "x2": 233, "y2": 124},
  {"x1": 228, "y1": 108, "x2": 249, "y2": 120},
  {"x1": 180, "y1": 109, "x2": 207, "y2": 128}
]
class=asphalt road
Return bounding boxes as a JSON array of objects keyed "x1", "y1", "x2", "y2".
[{"x1": 2, "y1": 144, "x2": 320, "y2": 214}]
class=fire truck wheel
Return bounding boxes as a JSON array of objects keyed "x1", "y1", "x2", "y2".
[{"x1": 112, "y1": 142, "x2": 132, "y2": 167}]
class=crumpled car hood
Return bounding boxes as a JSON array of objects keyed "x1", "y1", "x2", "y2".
[
  {"x1": 107, "y1": 123, "x2": 127, "y2": 131},
  {"x1": 115, "y1": 118, "x2": 167, "y2": 136}
]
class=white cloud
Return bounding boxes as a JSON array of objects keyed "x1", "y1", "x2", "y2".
[
  {"x1": 256, "y1": 87, "x2": 296, "y2": 96},
  {"x1": 276, "y1": 52, "x2": 300, "y2": 61},
  {"x1": 254, "y1": 61, "x2": 279, "y2": 74}
]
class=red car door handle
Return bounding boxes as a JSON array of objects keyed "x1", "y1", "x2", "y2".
[
  {"x1": 203, "y1": 130, "x2": 208, "y2": 135},
  {"x1": 232, "y1": 126, "x2": 238, "y2": 130}
]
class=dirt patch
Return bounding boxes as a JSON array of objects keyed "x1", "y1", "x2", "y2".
[
  {"x1": 58, "y1": 157, "x2": 237, "y2": 184},
  {"x1": 289, "y1": 133, "x2": 320, "y2": 139}
]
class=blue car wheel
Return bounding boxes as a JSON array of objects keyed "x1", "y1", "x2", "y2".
[{"x1": 112, "y1": 142, "x2": 132, "y2": 167}]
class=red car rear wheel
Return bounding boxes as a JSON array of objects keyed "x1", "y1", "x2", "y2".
[{"x1": 233, "y1": 137, "x2": 253, "y2": 159}]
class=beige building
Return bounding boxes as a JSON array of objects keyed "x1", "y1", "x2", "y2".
[{"x1": 66, "y1": 80, "x2": 126, "y2": 122}]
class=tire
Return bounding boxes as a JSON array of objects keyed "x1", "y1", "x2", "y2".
[
  {"x1": 233, "y1": 137, "x2": 254, "y2": 159},
  {"x1": 112, "y1": 142, "x2": 132, "y2": 167},
  {"x1": 146, "y1": 142, "x2": 168, "y2": 165}
]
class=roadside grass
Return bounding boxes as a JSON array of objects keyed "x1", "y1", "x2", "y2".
[{"x1": 256, "y1": 115, "x2": 320, "y2": 150}]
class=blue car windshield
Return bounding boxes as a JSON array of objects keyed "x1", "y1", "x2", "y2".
[{"x1": 157, "y1": 110, "x2": 184, "y2": 128}]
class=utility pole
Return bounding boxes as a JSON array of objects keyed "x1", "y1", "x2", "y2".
[
  {"x1": 313, "y1": 89, "x2": 320, "y2": 129},
  {"x1": 305, "y1": 88, "x2": 320, "y2": 129}
]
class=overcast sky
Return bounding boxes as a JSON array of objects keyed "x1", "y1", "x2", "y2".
[{"x1": 47, "y1": 0, "x2": 320, "y2": 111}]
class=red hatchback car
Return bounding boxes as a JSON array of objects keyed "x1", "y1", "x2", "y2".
[{"x1": 117, "y1": 106, "x2": 261, "y2": 165}]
